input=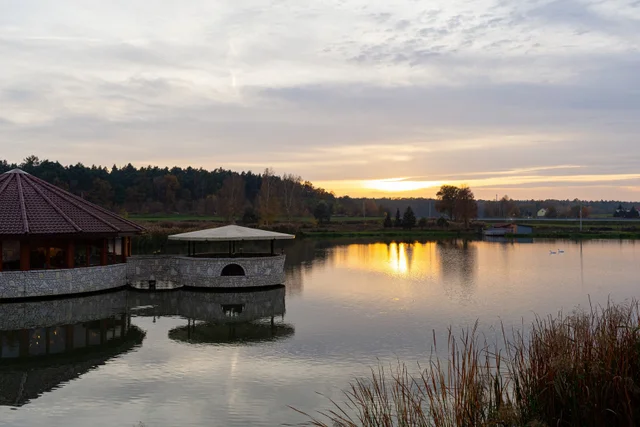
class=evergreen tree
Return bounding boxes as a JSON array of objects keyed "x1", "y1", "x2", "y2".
[
  {"x1": 403, "y1": 206, "x2": 417, "y2": 229},
  {"x1": 314, "y1": 201, "x2": 331, "y2": 224},
  {"x1": 418, "y1": 217, "x2": 427, "y2": 229},
  {"x1": 394, "y1": 208, "x2": 402, "y2": 228},
  {"x1": 383, "y1": 212, "x2": 392, "y2": 228}
]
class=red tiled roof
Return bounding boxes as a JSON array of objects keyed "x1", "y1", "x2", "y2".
[{"x1": 0, "y1": 169, "x2": 145, "y2": 237}]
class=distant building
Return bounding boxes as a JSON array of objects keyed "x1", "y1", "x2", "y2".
[
  {"x1": 537, "y1": 208, "x2": 547, "y2": 218},
  {"x1": 484, "y1": 223, "x2": 533, "y2": 236}
]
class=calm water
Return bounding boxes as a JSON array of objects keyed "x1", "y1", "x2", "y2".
[{"x1": 1, "y1": 238, "x2": 640, "y2": 427}]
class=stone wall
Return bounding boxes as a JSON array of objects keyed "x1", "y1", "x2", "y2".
[
  {"x1": 0, "y1": 255, "x2": 287, "y2": 300},
  {"x1": 0, "y1": 290, "x2": 129, "y2": 330},
  {"x1": 127, "y1": 255, "x2": 286, "y2": 289},
  {"x1": 0, "y1": 264, "x2": 127, "y2": 300}
]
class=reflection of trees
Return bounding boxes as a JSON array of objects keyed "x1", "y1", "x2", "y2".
[
  {"x1": 282, "y1": 240, "x2": 331, "y2": 295},
  {"x1": 436, "y1": 239, "x2": 478, "y2": 292}
]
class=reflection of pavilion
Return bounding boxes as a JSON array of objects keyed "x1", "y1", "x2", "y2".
[
  {"x1": 130, "y1": 286, "x2": 294, "y2": 345},
  {"x1": 0, "y1": 293, "x2": 145, "y2": 406}
]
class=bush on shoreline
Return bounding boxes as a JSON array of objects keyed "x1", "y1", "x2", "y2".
[{"x1": 294, "y1": 300, "x2": 640, "y2": 427}]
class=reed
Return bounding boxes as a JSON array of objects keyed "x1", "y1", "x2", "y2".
[{"x1": 293, "y1": 300, "x2": 640, "y2": 427}]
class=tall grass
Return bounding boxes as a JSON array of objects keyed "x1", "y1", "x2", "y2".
[{"x1": 294, "y1": 300, "x2": 640, "y2": 427}]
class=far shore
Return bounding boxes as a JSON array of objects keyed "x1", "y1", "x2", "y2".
[{"x1": 127, "y1": 214, "x2": 640, "y2": 241}]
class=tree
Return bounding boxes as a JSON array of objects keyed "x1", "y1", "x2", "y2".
[
  {"x1": 545, "y1": 206, "x2": 558, "y2": 218},
  {"x1": 314, "y1": 201, "x2": 331, "y2": 224},
  {"x1": 436, "y1": 185, "x2": 458, "y2": 220},
  {"x1": 418, "y1": 217, "x2": 427, "y2": 229},
  {"x1": 217, "y1": 175, "x2": 246, "y2": 222},
  {"x1": 394, "y1": 208, "x2": 402, "y2": 228},
  {"x1": 629, "y1": 206, "x2": 639, "y2": 218},
  {"x1": 500, "y1": 195, "x2": 519, "y2": 218},
  {"x1": 453, "y1": 186, "x2": 477, "y2": 228},
  {"x1": 257, "y1": 168, "x2": 281, "y2": 225},
  {"x1": 241, "y1": 206, "x2": 260, "y2": 224},
  {"x1": 364, "y1": 199, "x2": 379, "y2": 217},
  {"x1": 403, "y1": 206, "x2": 417, "y2": 229},
  {"x1": 281, "y1": 173, "x2": 302, "y2": 222},
  {"x1": 383, "y1": 212, "x2": 392, "y2": 228},
  {"x1": 88, "y1": 178, "x2": 114, "y2": 208},
  {"x1": 437, "y1": 216, "x2": 449, "y2": 228}
]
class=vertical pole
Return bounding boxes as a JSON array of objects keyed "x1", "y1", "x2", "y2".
[
  {"x1": 45, "y1": 245, "x2": 50, "y2": 269},
  {"x1": 86, "y1": 242, "x2": 91, "y2": 267},
  {"x1": 232, "y1": 241, "x2": 236, "y2": 254},
  {"x1": 579, "y1": 205, "x2": 583, "y2": 232},
  {"x1": 66, "y1": 241, "x2": 75, "y2": 269},
  {"x1": 228, "y1": 241, "x2": 232, "y2": 255},
  {"x1": 0, "y1": 240, "x2": 3, "y2": 272},
  {"x1": 101, "y1": 239, "x2": 108, "y2": 266},
  {"x1": 270, "y1": 239, "x2": 275, "y2": 255},
  {"x1": 121, "y1": 238, "x2": 127, "y2": 263},
  {"x1": 20, "y1": 240, "x2": 30, "y2": 271}
]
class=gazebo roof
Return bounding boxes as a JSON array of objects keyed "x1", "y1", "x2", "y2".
[
  {"x1": 168, "y1": 225, "x2": 295, "y2": 242},
  {"x1": 0, "y1": 169, "x2": 145, "y2": 237}
]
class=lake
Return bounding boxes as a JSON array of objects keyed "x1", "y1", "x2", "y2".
[{"x1": 1, "y1": 238, "x2": 639, "y2": 426}]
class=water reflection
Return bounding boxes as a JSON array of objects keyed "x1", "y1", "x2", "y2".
[
  {"x1": 0, "y1": 286, "x2": 292, "y2": 407},
  {"x1": 129, "y1": 287, "x2": 294, "y2": 345},
  {"x1": 0, "y1": 292, "x2": 145, "y2": 407}
]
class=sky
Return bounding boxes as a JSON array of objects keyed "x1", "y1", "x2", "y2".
[{"x1": 1, "y1": 0, "x2": 639, "y2": 200}]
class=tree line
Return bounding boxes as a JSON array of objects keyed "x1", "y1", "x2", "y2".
[{"x1": 2, "y1": 156, "x2": 634, "y2": 223}]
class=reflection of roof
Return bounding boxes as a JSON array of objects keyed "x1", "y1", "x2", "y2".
[
  {"x1": 168, "y1": 225, "x2": 295, "y2": 242},
  {"x1": 168, "y1": 322, "x2": 295, "y2": 344},
  {"x1": 0, "y1": 169, "x2": 145, "y2": 237},
  {"x1": 0, "y1": 326, "x2": 145, "y2": 407}
]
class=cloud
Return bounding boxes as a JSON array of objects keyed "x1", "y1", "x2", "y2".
[{"x1": 0, "y1": 0, "x2": 639, "y2": 198}]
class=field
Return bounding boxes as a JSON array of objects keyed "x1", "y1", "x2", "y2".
[{"x1": 128, "y1": 214, "x2": 385, "y2": 223}]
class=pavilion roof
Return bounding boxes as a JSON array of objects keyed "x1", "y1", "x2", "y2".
[
  {"x1": 0, "y1": 169, "x2": 145, "y2": 237},
  {"x1": 168, "y1": 225, "x2": 295, "y2": 242}
]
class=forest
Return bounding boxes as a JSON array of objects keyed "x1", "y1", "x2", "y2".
[{"x1": 1, "y1": 156, "x2": 634, "y2": 222}]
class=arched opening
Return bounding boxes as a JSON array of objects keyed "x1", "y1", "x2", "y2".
[{"x1": 221, "y1": 263, "x2": 245, "y2": 276}]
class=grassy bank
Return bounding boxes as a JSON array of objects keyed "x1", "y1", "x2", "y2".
[
  {"x1": 128, "y1": 215, "x2": 640, "y2": 241},
  {"x1": 297, "y1": 230, "x2": 478, "y2": 239},
  {"x1": 296, "y1": 300, "x2": 640, "y2": 427}
]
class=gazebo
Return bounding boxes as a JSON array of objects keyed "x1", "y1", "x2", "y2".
[
  {"x1": 169, "y1": 224, "x2": 295, "y2": 257},
  {"x1": 127, "y1": 225, "x2": 294, "y2": 290},
  {"x1": 0, "y1": 169, "x2": 145, "y2": 272}
]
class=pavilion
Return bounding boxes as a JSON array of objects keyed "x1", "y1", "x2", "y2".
[
  {"x1": 127, "y1": 225, "x2": 295, "y2": 290},
  {"x1": 0, "y1": 169, "x2": 145, "y2": 272}
]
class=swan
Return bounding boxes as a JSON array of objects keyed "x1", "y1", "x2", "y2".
[
  {"x1": 549, "y1": 250, "x2": 557, "y2": 255},
  {"x1": 558, "y1": 249, "x2": 565, "y2": 253}
]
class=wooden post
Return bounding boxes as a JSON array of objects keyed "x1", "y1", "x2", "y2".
[
  {"x1": 66, "y1": 241, "x2": 75, "y2": 268},
  {"x1": 86, "y1": 242, "x2": 91, "y2": 267},
  {"x1": 120, "y1": 238, "x2": 127, "y2": 263},
  {"x1": 270, "y1": 239, "x2": 275, "y2": 255},
  {"x1": 100, "y1": 239, "x2": 108, "y2": 266},
  {"x1": 20, "y1": 240, "x2": 30, "y2": 271},
  {"x1": 0, "y1": 240, "x2": 3, "y2": 272},
  {"x1": 45, "y1": 245, "x2": 51, "y2": 269}
]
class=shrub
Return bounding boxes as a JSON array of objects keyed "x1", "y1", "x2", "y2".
[{"x1": 294, "y1": 300, "x2": 640, "y2": 427}]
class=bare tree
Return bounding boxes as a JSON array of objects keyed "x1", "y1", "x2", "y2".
[
  {"x1": 217, "y1": 175, "x2": 245, "y2": 222},
  {"x1": 281, "y1": 173, "x2": 302, "y2": 222},
  {"x1": 258, "y1": 168, "x2": 281, "y2": 225}
]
